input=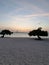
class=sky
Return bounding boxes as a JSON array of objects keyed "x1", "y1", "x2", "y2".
[{"x1": 0, "y1": 0, "x2": 49, "y2": 32}]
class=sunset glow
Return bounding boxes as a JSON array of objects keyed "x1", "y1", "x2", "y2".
[{"x1": 0, "y1": 0, "x2": 49, "y2": 32}]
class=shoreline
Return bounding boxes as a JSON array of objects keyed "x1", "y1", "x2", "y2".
[{"x1": 0, "y1": 37, "x2": 49, "y2": 40}]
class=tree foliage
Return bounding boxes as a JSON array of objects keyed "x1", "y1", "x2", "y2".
[
  {"x1": 0, "y1": 29, "x2": 13, "y2": 38},
  {"x1": 28, "y1": 27, "x2": 48, "y2": 40}
]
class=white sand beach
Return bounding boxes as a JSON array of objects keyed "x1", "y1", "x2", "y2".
[{"x1": 0, "y1": 37, "x2": 49, "y2": 65}]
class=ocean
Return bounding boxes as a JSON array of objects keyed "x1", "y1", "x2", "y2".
[
  {"x1": 0, "y1": 32, "x2": 29, "y2": 38},
  {"x1": 8, "y1": 32, "x2": 29, "y2": 38},
  {"x1": 0, "y1": 32, "x2": 49, "y2": 38}
]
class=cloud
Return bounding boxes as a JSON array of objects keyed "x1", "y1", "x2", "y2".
[
  {"x1": 16, "y1": 0, "x2": 44, "y2": 13},
  {"x1": 1, "y1": 0, "x2": 48, "y2": 16},
  {"x1": 24, "y1": 13, "x2": 49, "y2": 18},
  {"x1": 5, "y1": 0, "x2": 44, "y2": 13}
]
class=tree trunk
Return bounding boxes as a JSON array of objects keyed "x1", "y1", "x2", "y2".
[
  {"x1": 1, "y1": 34, "x2": 4, "y2": 38},
  {"x1": 37, "y1": 35, "x2": 41, "y2": 40}
]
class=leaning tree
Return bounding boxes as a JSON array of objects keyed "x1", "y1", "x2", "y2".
[
  {"x1": 28, "y1": 27, "x2": 48, "y2": 40},
  {"x1": 0, "y1": 29, "x2": 13, "y2": 38}
]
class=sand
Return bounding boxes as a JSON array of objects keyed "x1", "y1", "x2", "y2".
[{"x1": 0, "y1": 37, "x2": 49, "y2": 65}]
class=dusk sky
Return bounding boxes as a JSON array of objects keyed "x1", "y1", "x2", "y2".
[{"x1": 0, "y1": 0, "x2": 49, "y2": 32}]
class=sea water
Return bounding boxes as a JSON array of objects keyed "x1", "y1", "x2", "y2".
[
  {"x1": 4, "y1": 32, "x2": 29, "y2": 38},
  {"x1": 0, "y1": 32, "x2": 49, "y2": 38}
]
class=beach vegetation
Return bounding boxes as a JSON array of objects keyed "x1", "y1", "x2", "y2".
[
  {"x1": 28, "y1": 27, "x2": 48, "y2": 40},
  {"x1": 0, "y1": 29, "x2": 13, "y2": 38}
]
